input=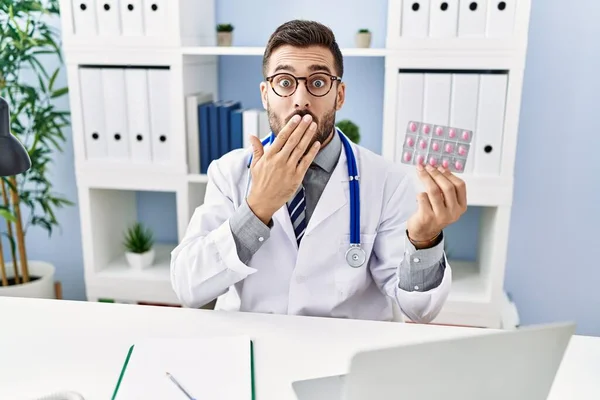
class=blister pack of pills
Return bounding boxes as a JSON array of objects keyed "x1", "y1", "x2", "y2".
[{"x1": 400, "y1": 121, "x2": 473, "y2": 173}]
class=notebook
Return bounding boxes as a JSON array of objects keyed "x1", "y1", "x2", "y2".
[{"x1": 111, "y1": 335, "x2": 255, "y2": 400}]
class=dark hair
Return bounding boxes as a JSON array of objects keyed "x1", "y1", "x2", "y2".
[{"x1": 262, "y1": 20, "x2": 344, "y2": 79}]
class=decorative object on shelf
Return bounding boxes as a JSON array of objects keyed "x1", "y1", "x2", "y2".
[
  {"x1": 123, "y1": 222, "x2": 156, "y2": 270},
  {"x1": 336, "y1": 119, "x2": 361, "y2": 144},
  {"x1": 355, "y1": 28, "x2": 372, "y2": 48},
  {"x1": 216, "y1": 23, "x2": 234, "y2": 46},
  {"x1": 0, "y1": 0, "x2": 72, "y2": 299}
]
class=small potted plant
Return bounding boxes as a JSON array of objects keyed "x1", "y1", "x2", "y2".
[
  {"x1": 336, "y1": 119, "x2": 361, "y2": 144},
  {"x1": 355, "y1": 28, "x2": 372, "y2": 48},
  {"x1": 216, "y1": 23, "x2": 234, "y2": 46},
  {"x1": 123, "y1": 222, "x2": 155, "y2": 270}
]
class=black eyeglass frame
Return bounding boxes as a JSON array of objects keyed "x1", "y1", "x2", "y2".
[{"x1": 265, "y1": 72, "x2": 342, "y2": 98}]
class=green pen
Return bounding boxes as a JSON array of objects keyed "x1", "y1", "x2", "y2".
[{"x1": 166, "y1": 371, "x2": 196, "y2": 400}]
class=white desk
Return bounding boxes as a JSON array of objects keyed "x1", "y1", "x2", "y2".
[{"x1": 0, "y1": 297, "x2": 598, "y2": 400}]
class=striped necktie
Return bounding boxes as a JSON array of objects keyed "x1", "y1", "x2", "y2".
[{"x1": 287, "y1": 186, "x2": 307, "y2": 246}]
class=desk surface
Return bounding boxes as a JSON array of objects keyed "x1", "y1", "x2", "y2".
[{"x1": 0, "y1": 297, "x2": 598, "y2": 400}]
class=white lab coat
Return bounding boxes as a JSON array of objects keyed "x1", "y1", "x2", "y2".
[{"x1": 170, "y1": 137, "x2": 452, "y2": 323}]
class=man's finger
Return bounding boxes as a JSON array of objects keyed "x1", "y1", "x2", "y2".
[
  {"x1": 296, "y1": 140, "x2": 321, "y2": 174},
  {"x1": 249, "y1": 135, "x2": 264, "y2": 168},
  {"x1": 425, "y1": 165, "x2": 458, "y2": 214},
  {"x1": 416, "y1": 165, "x2": 446, "y2": 217},
  {"x1": 416, "y1": 191, "x2": 433, "y2": 217},
  {"x1": 288, "y1": 121, "x2": 318, "y2": 164},
  {"x1": 269, "y1": 114, "x2": 302, "y2": 153},
  {"x1": 278, "y1": 114, "x2": 314, "y2": 159},
  {"x1": 438, "y1": 167, "x2": 467, "y2": 209}
]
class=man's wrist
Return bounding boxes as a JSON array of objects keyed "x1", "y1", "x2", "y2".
[
  {"x1": 407, "y1": 230, "x2": 442, "y2": 250},
  {"x1": 247, "y1": 195, "x2": 275, "y2": 226}
]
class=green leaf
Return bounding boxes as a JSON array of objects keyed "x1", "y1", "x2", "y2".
[
  {"x1": 50, "y1": 86, "x2": 68, "y2": 99},
  {"x1": 0, "y1": 208, "x2": 16, "y2": 222}
]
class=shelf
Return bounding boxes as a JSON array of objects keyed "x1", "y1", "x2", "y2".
[
  {"x1": 446, "y1": 260, "x2": 490, "y2": 304},
  {"x1": 86, "y1": 243, "x2": 180, "y2": 305},
  {"x1": 97, "y1": 243, "x2": 174, "y2": 282},
  {"x1": 181, "y1": 46, "x2": 389, "y2": 57}
]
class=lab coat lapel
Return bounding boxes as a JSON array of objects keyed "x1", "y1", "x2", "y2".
[
  {"x1": 273, "y1": 204, "x2": 298, "y2": 250},
  {"x1": 304, "y1": 145, "x2": 349, "y2": 237}
]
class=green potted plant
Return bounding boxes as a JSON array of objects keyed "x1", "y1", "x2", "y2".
[
  {"x1": 336, "y1": 119, "x2": 361, "y2": 144},
  {"x1": 0, "y1": 0, "x2": 73, "y2": 299},
  {"x1": 123, "y1": 222, "x2": 155, "y2": 270},
  {"x1": 355, "y1": 28, "x2": 372, "y2": 48},
  {"x1": 216, "y1": 23, "x2": 234, "y2": 46}
]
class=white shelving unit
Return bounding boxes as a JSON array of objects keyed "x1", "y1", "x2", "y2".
[{"x1": 59, "y1": 0, "x2": 531, "y2": 328}]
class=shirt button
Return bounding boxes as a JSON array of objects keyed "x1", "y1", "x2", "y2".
[
  {"x1": 258, "y1": 236, "x2": 264, "y2": 242},
  {"x1": 413, "y1": 257, "x2": 420, "y2": 263},
  {"x1": 414, "y1": 285, "x2": 419, "y2": 290}
]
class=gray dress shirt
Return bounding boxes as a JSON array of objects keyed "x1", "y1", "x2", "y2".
[{"x1": 229, "y1": 132, "x2": 446, "y2": 292}]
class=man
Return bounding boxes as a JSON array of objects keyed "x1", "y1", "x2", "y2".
[{"x1": 170, "y1": 20, "x2": 467, "y2": 323}]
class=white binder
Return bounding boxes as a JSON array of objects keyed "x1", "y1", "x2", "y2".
[
  {"x1": 95, "y1": 0, "x2": 121, "y2": 36},
  {"x1": 71, "y1": 0, "x2": 97, "y2": 36},
  {"x1": 124, "y1": 69, "x2": 153, "y2": 163},
  {"x1": 120, "y1": 0, "x2": 145, "y2": 36},
  {"x1": 395, "y1": 72, "x2": 424, "y2": 162},
  {"x1": 142, "y1": 0, "x2": 167, "y2": 37},
  {"x1": 450, "y1": 73, "x2": 480, "y2": 173},
  {"x1": 147, "y1": 68, "x2": 171, "y2": 164},
  {"x1": 101, "y1": 68, "x2": 130, "y2": 161},
  {"x1": 79, "y1": 68, "x2": 107, "y2": 159},
  {"x1": 486, "y1": 0, "x2": 516, "y2": 37},
  {"x1": 258, "y1": 110, "x2": 271, "y2": 137},
  {"x1": 242, "y1": 109, "x2": 259, "y2": 149},
  {"x1": 458, "y1": 0, "x2": 488, "y2": 37},
  {"x1": 429, "y1": 0, "x2": 459, "y2": 37},
  {"x1": 423, "y1": 73, "x2": 452, "y2": 126},
  {"x1": 401, "y1": 0, "x2": 430, "y2": 37},
  {"x1": 474, "y1": 73, "x2": 508, "y2": 175}
]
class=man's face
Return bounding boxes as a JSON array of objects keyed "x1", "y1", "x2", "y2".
[{"x1": 260, "y1": 44, "x2": 345, "y2": 147}]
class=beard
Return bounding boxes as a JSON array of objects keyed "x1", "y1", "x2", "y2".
[{"x1": 267, "y1": 98, "x2": 337, "y2": 149}]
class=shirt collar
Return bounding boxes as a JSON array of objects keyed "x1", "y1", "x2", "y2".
[{"x1": 312, "y1": 128, "x2": 342, "y2": 173}]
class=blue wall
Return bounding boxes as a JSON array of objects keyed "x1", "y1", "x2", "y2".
[{"x1": 6, "y1": 0, "x2": 600, "y2": 336}]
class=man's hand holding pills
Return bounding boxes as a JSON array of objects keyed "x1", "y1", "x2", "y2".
[{"x1": 406, "y1": 164, "x2": 467, "y2": 249}]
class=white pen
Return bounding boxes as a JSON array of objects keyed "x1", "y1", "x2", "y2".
[{"x1": 166, "y1": 371, "x2": 196, "y2": 400}]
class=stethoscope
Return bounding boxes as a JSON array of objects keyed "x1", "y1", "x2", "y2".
[{"x1": 245, "y1": 127, "x2": 366, "y2": 268}]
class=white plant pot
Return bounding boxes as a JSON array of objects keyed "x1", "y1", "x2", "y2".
[
  {"x1": 355, "y1": 32, "x2": 372, "y2": 48},
  {"x1": 217, "y1": 32, "x2": 233, "y2": 46},
  {"x1": 125, "y1": 248, "x2": 155, "y2": 270},
  {"x1": 0, "y1": 260, "x2": 56, "y2": 299}
]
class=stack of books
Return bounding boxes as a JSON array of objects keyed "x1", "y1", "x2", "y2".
[{"x1": 186, "y1": 92, "x2": 271, "y2": 174}]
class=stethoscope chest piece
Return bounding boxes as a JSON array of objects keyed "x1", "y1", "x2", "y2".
[{"x1": 346, "y1": 245, "x2": 366, "y2": 268}]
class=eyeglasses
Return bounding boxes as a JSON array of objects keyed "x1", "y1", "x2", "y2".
[{"x1": 266, "y1": 72, "x2": 341, "y2": 98}]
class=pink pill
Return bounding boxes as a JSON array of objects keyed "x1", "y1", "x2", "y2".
[
  {"x1": 419, "y1": 139, "x2": 427, "y2": 149},
  {"x1": 406, "y1": 137, "x2": 414, "y2": 146},
  {"x1": 442, "y1": 159, "x2": 449, "y2": 168},
  {"x1": 429, "y1": 157, "x2": 438, "y2": 166},
  {"x1": 409, "y1": 122, "x2": 417, "y2": 132},
  {"x1": 416, "y1": 154, "x2": 425, "y2": 165},
  {"x1": 462, "y1": 130, "x2": 470, "y2": 141},
  {"x1": 455, "y1": 160, "x2": 464, "y2": 171},
  {"x1": 403, "y1": 151, "x2": 412, "y2": 162},
  {"x1": 422, "y1": 124, "x2": 430, "y2": 134},
  {"x1": 458, "y1": 145, "x2": 467, "y2": 156},
  {"x1": 445, "y1": 143, "x2": 454, "y2": 153},
  {"x1": 435, "y1": 126, "x2": 444, "y2": 136},
  {"x1": 432, "y1": 142, "x2": 440, "y2": 151},
  {"x1": 448, "y1": 128, "x2": 456, "y2": 138}
]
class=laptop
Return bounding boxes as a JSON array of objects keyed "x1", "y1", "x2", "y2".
[{"x1": 292, "y1": 322, "x2": 575, "y2": 400}]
